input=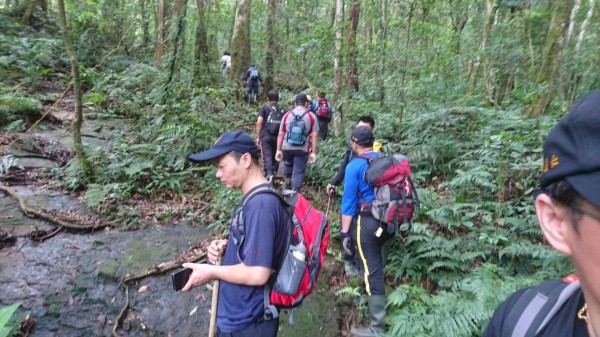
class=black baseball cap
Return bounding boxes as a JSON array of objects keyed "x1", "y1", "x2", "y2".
[
  {"x1": 188, "y1": 131, "x2": 259, "y2": 163},
  {"x1": 295, "y1": 93, "x2": 308, "y2": 104},
  {"x1": 351, "y1": 126, "x2": 375, "y2": 147},
  {"x1": 540, "y1": 90, "x2": 600, "y2": 208}
]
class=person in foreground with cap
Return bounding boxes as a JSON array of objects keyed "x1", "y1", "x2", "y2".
[
  {"x1": 183, "y1": 131, "x2": 288, "y2": 337},
  {"x1": 275, "y1": 92, "x2": 319, "y2": 192},
  {"x1": 482, "y1": 91, "x2": 600, "y2": 337},
  {"x1": 341, "y1": 126, "x2": 393, "y2": 337}
]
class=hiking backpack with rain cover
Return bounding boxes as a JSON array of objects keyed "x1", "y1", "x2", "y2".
[
  {"x1": 316, "y1": 98, "x2": 331, "y2": 119},
  {"x1": 236, "y1": 186, "x2": 330, "y2": 323},
  {"x1": 265, "y1": 104, "x2": 285, "y2": 136},
  {"x1": 361, "y1": 153, "x2": 419, "y2": 236},
  {"x1": 285, "y1": 109, "x2": 311, "y2": 146}
]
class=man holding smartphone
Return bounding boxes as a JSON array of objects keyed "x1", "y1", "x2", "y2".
[{"x1": 183, "y1": 131, "x2": 288, "y2": 337}]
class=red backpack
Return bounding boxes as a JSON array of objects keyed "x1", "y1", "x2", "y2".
[
  {"x1": 316, "y1": 98, "x2": 331, "y2": 119},
  {"x1": 236, "y1": 187, "x2": 330, "y2": 322},
  {"x1": 361, "y1": 154, "x2": 419, "y2": 236}
]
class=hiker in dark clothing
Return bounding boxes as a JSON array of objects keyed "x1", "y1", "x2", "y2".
[
  {"x1": 256, "y1": 90, "x2": 284, "y2": 184},
  {"x1": 482, "y1": 91, "x2": 600, "y2": 337},
  {"x1": 184, "y1": 131, "x2": 288, "y2": 337},
  {"x1": 244, "y1": 64, "x2": 263, "y2": 103},
  {"x1": 314, "y1": 92, "x2": 333, "y2": 140}
]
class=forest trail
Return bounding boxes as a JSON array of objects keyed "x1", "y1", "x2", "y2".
[{"x1": 0, "y1": 86, "x2": 350, "y2": 336}]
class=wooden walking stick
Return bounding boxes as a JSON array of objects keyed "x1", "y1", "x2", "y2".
[{"x1": 208, "y1": 255, "x2": 222, "y2": 337}]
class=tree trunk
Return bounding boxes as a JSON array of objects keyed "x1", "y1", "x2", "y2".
[
  {"x1": 161, "y1": 0, "x2": 188, "y2": 104},
  {"x1": 565, "y1": 0, "x2": 581, "y2": 43},
  {"x1": 576, "y1": 0, "x2": 594, "y2": 52},
  {"x1": 230, "y1": 0, "x2": 252, "y2": 101},
  {"x1": 378, "y1": 0, "x2": 388, "y2": 106},
  {"x1": 398, "y1": 0, "x2": 416, "y2": 120},
  {"x1": 468, "y1": 0, "x2": 499, "y2": 95},
  {"x1": 265, "y1": 0, "x2": 278, "y2": 91},
  {"x1": 345, "y1": 0, "x2": 360, "y2": 92},
  {"x1": 140, "y1": 0, "x2": 150, "y2": 47},
  {"x1": 333, "y1": 0, "x2": 344, "y2": 134},
  {"x1": 154, "y1": 0, "x2": 166, "y2": 67},
  {"x1": 194, "y1": 0, "x2": 211, "y2": 86},
  {"x1": 529, "y1": 0, "x2": 574, "y2": 116},
  {"x1": 57, "y1": 0, "x2": 93, "y2": 180}
]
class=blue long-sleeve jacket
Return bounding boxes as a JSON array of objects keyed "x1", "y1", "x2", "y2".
[{"x1": 340, "y1": 151, "x2": 378, "y2": 216}]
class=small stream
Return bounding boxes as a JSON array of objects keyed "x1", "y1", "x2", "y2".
[{"x1": 1, "y1": 186, "x2": 214, "y2": 336}]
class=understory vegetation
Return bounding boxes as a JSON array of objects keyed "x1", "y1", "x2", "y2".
[{"x1": 1, "y1": 0, "x2": 596, "y2": 335}]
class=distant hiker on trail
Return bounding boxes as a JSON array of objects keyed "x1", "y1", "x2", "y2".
[
  {"x1": 244, "y1": 64, "x2": 263, "y2": 103},
  {"x1": 220, "y1": 51, "x2": 231, "y2": 77},
  {"x1": 315, "y1": 92, "x2": 333, "y2": 140},
  {"x1": 340, "y1": 126, "x2": 391, "y2": 337},
  {"x1": 275, "y1": 93, "x2": 319, "y2": 192},
  {"x1": 256, "y1": 90, "x2": 285, "y2": 185},
  {"x1": 483, "y1": 91, "x2": 600, "y2": 337},
  {"x1": 184, "y1": 131, "x2": 288, "y2": 337}
]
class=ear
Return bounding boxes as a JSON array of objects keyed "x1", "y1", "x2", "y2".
[
  {"x1": 241, "y1": 153, "x2": 253, "y2": 169},
  {"x1": 535, "y1": 193, "x2": 573, "y2": 256}
]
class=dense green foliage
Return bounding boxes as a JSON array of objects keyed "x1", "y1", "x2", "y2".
[{"x1": 1, "y1": 0, "x2": 597, "y2": 335}]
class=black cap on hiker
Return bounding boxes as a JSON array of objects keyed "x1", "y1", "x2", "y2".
[
  {"x1": 351, "y1": 126, "x2": 374, "y2": 147},
  {"x1": 188, "y1": 131, "x2": 259, "y2": 163},
  {"x1": 540, "y1": 90, "x2": 600, "y2": 209},
  {"x1": 295, "y1": 93, "x2": 308, "y2": 104}
]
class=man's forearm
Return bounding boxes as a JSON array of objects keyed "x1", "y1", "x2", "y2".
[
  {"x1": 311, "y1": 132, "x2": 318, "y2": 153},
  {"x1": 341, "y1": 215, "x2": 353, "y2": 233}
]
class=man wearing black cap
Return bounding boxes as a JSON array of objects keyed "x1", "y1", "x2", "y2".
[
  {"x1": 183, "y1": 131, "x2": 288, "y2": 337},
  {"x1": 275, "y1": 93, "x2": 319, "y2": 192},
  {"x1": 483, "y1": 91, "x2": 600, "y2": 337},
  {"x1": 341, "y1": 126, "x2": 393, "y2": 337}
]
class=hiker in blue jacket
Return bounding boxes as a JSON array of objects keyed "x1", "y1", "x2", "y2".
[
  {"x1": 483, "y1": 91, "x2": 600, "y2": 337},
  {"x1": 340, "y1": 126, "x2": 393, "y2": 337},
  {"x1": 184, "y1": 131, "x2": 288, "y2": 337},
  {"x1": 244, "y1": 64, "x2": 263, "y2": 103}
]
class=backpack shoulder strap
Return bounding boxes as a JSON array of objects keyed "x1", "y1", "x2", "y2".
[
  {"x1": 236, "y1": 186, "x2": 290, "y2": 264},
  {"x1": 503, "y1": 276, "x2": 581, "y2": 337}
]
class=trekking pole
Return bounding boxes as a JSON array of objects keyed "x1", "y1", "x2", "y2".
[
  {"x1": 325, "y1": 193, "x2": 332, "y2": 218},
  {"x1": 208, "y1": 255, "x2": 222, "y2": 337}
]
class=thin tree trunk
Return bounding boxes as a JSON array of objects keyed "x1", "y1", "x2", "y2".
[
  {"x1": 346, "y1": 0, "x2": 360, "y2": 91},
  {"x1": 265, "y1": 0, "x2": 278, "y2": 91},
  {"x1": 576, "y1": 0, "x2": 594, "y2": 52},
  {"x1": 378, "y1": 0, "x2": 388, "y2": 106},
  {"x1": 194, "y1": 0, "x2": 210, "y2": 86},
  {"x1": 529, "y1": 0, "x2": 575, "y2": 116},
  {"x1": 57, "y1": 0, "x2": 93, "y2": 179},
  {"x1": 230, "y1": 0, "x2": 252, "y2": 101},
  {"x1": 154, "y1": 0, "x2": 166, "y2": 67},
  {"x1": 468, "y1": 0, "x2": 499, "y2": 95},
  {"x1": 140, "y1": 0, "x2": 150, "y2": 47},
  {"x1": 332, "y1": 0, "x2": 344, "y2": 135},
  {"x1": 565, "y1": 0, "x2": 581, "y2": 43},
  {"x1": 398, "y1": 0, "x2": 415, "y2": 121},
  {"x1": 333, "y1": 0, "x2": 344, "y2": 98}
]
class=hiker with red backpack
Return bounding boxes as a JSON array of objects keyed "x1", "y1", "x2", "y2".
[
  {"x1": 483, "y1": 91, "x2": 600, "y2": 337},
  {"x1": 340, "y1": 126, "x2": 392, "y2": 337},
  {"x1": 256, "y1": 90, "x2": 285, "y2": 184},
  {"x1": 184, "y1": 131, "x2": 289, "y2": 336},
  {"x1": 275, "y1": 93, "x2": 319, "y2": 192},
  {"x1": 315, "y1": 92, "x2": 333, "y2": 140}
]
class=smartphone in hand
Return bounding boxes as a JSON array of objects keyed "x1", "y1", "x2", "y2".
[{"x1": 171, "y1": 268, "x2": 192, "y2": 292}]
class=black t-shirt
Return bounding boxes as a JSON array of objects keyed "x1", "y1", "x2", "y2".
[
  {"x1": 259, "y1": 103, "x2": 283, "y2": 140},
  {"x1": 483, "y1": 285, "x2": 588, "y2": 337}
]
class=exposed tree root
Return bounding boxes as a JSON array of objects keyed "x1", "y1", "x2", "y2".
[{"x1": 0, "y1": 183, "x2": 113, "y2": 231}]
